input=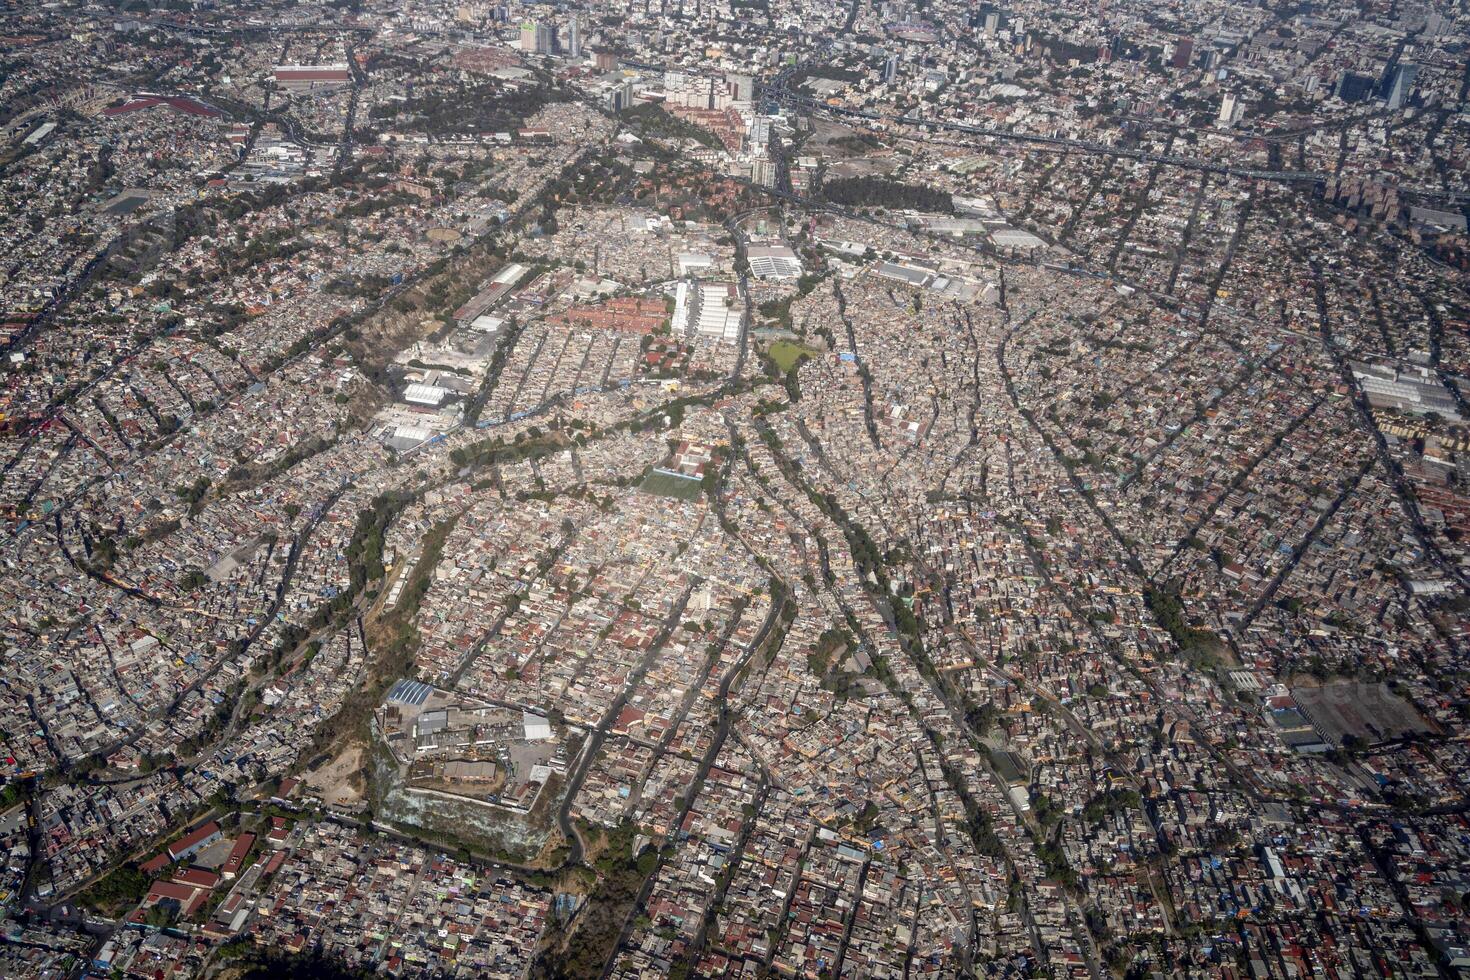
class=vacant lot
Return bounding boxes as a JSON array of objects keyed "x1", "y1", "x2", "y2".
[
  {"x1": 1295, "y1": 682, "x2": 1436, "y2": 746},
  {"x1": 303, "y1": 743, "x2": 366, "y2": 807}
]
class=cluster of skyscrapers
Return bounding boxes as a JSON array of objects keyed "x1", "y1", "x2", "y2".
[
  {"x1": 1335, "y1": 58, "x2": 1418, "y2": 109},
  {"x1": 520, "y1": 12, "x2": 579, "y2": 57}
]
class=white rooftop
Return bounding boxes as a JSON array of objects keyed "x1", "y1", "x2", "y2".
[{"x1": 403, "y1": 383, "x2": 449, "y2": 406}]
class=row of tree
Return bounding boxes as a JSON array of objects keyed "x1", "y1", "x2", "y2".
[{"x1": 820, "y1": 175, "x2": 954, "y2": 214}]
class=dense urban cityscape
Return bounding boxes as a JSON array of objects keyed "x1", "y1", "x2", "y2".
[{"x1": 0, "y1": 0, "x2": 1468, "y2": 975}]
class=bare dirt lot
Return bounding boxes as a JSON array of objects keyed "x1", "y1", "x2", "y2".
[
  {"x1": 1294, "y1": 682, "x2": 1437, "y2": 746},
  {"x1": 304, "y1": 742, "x2": 366, "y2": 807}
]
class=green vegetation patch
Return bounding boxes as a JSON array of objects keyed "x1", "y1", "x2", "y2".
[
  {"x1": 1145, "y1": 585, "x2": 1224, "y2": 668},
  {"x1": 77, "y1": 863, "x2": 150, "y2": 916},
  {"x1": 821, "y1": 175, "x2": 954, "y2": 213},
  {"x1": 767, "y1": 340, "x2": 821, "y2": 373},
  {"x1": 638, "y1": 469, "x2": 704, "y2": 501}
]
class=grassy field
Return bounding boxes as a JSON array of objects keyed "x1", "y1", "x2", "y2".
[
  {"x1": 768, "y1": 340, "x2": 821, "y2": 373},
  {"x1": 639, "y1": 468, "x2": 704, "y2": 500}
]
